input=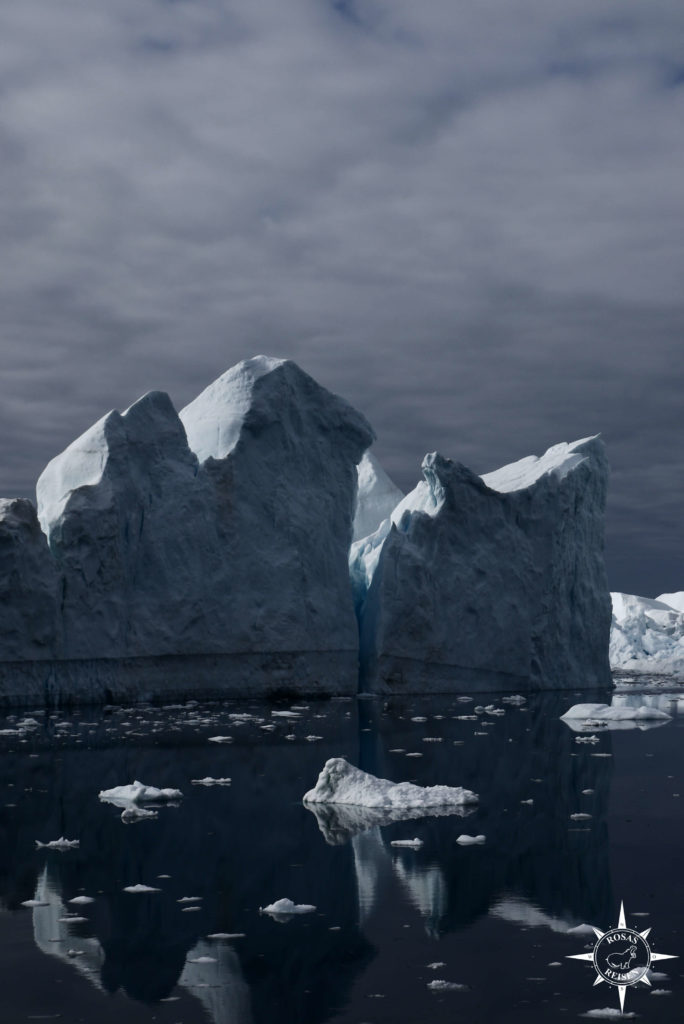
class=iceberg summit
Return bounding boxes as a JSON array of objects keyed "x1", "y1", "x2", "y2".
[{"x1": 0, "y1": 355, "x2": 612, "y2": 703}]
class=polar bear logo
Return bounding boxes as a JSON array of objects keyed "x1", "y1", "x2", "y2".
[{"x1": 606, "y1": 943, "x2": 638, "y2": 971}]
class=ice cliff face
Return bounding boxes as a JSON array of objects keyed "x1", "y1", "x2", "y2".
[
  {"x1": 3, "y1": 357, "x2": 372, "y2": 688},
  {"x1": 609, "y1": 592, "x2": 684, "y2": 675},
  {"x1": 353, "y1": 437, "x2": 612, "y2": 691},
  {"x1": 0, "y1": 499, "x2": 57, "y2": 660}
]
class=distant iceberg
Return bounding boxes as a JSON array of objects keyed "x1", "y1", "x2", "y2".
[
  {"x1": 610, "y1": 592, "x2": 684, "y2": 675},
  {"x1": 303, "y1": 757, "x2": 478, "y2": 810}
]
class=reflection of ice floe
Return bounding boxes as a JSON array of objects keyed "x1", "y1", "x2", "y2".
[
  {"x1": 490, "y1": 896, "x2": 597, "y2": 936},
  {"x1": 179, "y1": 938, "x2": 253, "y2": 1024},
  {"x1": 306, "y1": 799, "x2": 473, "y2": 845},
  {"x1": 31, "y1": 866, "x2": 104, "y2": 990},
  {"x1": 303, "y1": 758, "x2": 478, "y2": 813},
  {"x1": 35, "y1": 837, "x2": 79, "y2": 850},
  {"x1": 393, "y1": 858, "x2": 447, "y2": 936},
  {"x1": 560, "y1": 702, "x2": 671, "y2": 732}
]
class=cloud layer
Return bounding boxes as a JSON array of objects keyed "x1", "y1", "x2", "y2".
[{"x1": 1, "y1": 0, "x2": 683, "y2": 595}]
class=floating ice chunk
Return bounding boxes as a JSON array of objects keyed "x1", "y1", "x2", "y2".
[
  {"x1": 391, "y1": 838, "x2": 423, "y2": 849},
  {"x1": 68, "y1": 896, "x2": 94, "y2": 905},
  {"x1": 650, "y1": 989, "x2": 671, "y2": 995},
  {"x1": 21, "y1": 899, "x2": 50, "y2": 907},
  {"x1": 123, "y1": 884, "x2": 161, "y2": 893},
  {"x1": 575, "y1": 735, "x2": 600, "y2": 744},
  {"x1": 208, "y1": 736, "x2": 233, "y2": 744},
  {"x1": 178, "y1": 896, "x2": 202, "y2": 903},
  {"x1": 570, "y1": 813, "x2": 592, "y2": 820},
  {"x1": 191, "y1": 777, "x2": 231, "y2": 786},
  {"x1": 35, "y1": 837, "x2": 79, "y2": 850},
  {"x1": 305, "y1": 735, "x2": 323, "y2": 742},
  {"x1": 427, "y1": 979, "x2": 468, "y2": 991},
  {"x1": 187, "y1": 956, "x2": 217, "y2": 964},
  {"x1": 427, "y1": 962, "x2": 446, "y2": 969},
  {"x1": 561, "y1": 703, "x2": 671, "y2": 723},
  {"x1": 99, "y1": 780, "x2": 183, "y2": 805},
  {"x1": 58, "y1": 915, "x2": 88, "y2": 923},
  {"x1": 455, "y1": 834, "x2": 485, "y2": 845},
  {"x1": 303, "y1": 758, "x2": 478, "y2": 810},
  {"x1": 206, "y1": 932, "x2": 246, "y2": 939},
  {"x1": 260, "y1": 898, "x2": 316, "y2": 918}
]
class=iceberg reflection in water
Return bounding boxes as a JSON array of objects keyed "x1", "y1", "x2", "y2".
[{"x1": 0, "y1": 685, "x2": 682, "y2": 1022}]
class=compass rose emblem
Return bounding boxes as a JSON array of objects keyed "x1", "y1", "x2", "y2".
[{"x1": 567, "y1": 902, "x2": 677, "y2": 1013}]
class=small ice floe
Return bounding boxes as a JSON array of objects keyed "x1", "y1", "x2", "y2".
[
  {"x1": 305, "y1": 736, "x2": 323, "y2": 742},
  {"x1": 575, "y1": 735, "x2": 600, "y2": 745},
  {"x1": 561, "y1": 702, "x2": 671, "y2": 725},
  {"x1": 570, "y1": 813, "x2": 592, "y2": 820},
  {"x1": 208, "y1": 736, "x2": 233, "y2": 744},
  {"x1": 182, "y1": 906, "x2": 201, "y2": 912},
  {"x1": 123, "y1": 884, "x2": 161, "y2": 893},
  {"x1": 427, "y1": 962, "x2": 446, "y2": 970},
  {"x1": 99, "y1": 781, "x2": 183, "y2": 806},
  {"x1": 422, "y1": 737, "x2": 443, "y2": 743},
  {"x1": 389, "y1": 748, "x2": 405, "y2": 753},
  {"x1": 651, "y1": 989, "x2": 671, "y2": 995},
  {"x1": 303, "y1": 758, "x2": 478, "y2": 811},
  {"x1": 582, "y1": 788, "x2": 594, "y2": 795},
  {"x1": 427, "y1": 979, "x2": 468, "y2": 992},
  {"x1": 58, "y1": 915, "x2": 88, "y2": 923},
  {"x1": 456, "y1": 834, "x2": 485, "y2": 845},
  {"x1": 206, "y1": 932, "x2": 245, "y2": 939},
  {"x1": 548, "y1": 961, "x2": 562, "y2": 967},
  {"x1": 21, "y1": 899, "x2": 50, "y2": 908},
  {"x1": 502, "y1": 695, "x2": 526, "y2": 705},
  {"x1": 260, "y1": 898, "x2": 316, "y2": 919},
  {"x1": 121, "y1": 806, "x2": 158, "y2": 823},
  {"x1": 271, "y1": 711, "x2": 300, "y2": 718},
  {"x1": 191, "y1": 777, "x2": 231, "y2": 786},
  {"x1": 178, "y1": 896, "x2": 202, "y2": 903},
  {"x1": 35, "y1": 837, "x2": 79, "y2": 850},
  {"x1": 68, "y1": 896, "x2": 95, "y2": 905},
  {"x1": 187, "y1": 956, "x2": 217, "y2": 964},
  {"x1": 520, "y1": 799, "x2": 534, "y2": 805},
  {"x1": 405, "y1": 752, "x2": 423, "y2": 757},
  {"x1": 411, "y1": 716, "x2": 427, "y2": 722},
  {"x1": 390, "y1": 838, "x2": 423, "y2": 849}
]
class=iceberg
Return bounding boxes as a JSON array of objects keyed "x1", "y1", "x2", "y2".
[
  {"x1": 0, "y1": 356, "x2": 373, "y2": 701},
  {"x1": 303, "y1": 757, "x2": 478, "y2": 810},
  {"x1": 353, "y1": 437, "x2": 612, "y2": 691},
  {"x1": 98, "y1": 780, "x2": 183, "y2": 806},
  {"x1": 610, "y1": 592, "x2": 684, "y2": 675},
  {"x1": 560, "y1": 702, "x2": 671, "y2": 724}
]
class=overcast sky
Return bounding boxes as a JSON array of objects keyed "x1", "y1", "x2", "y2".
[{"x1": 1, "y1": 0, "x2": 683, "y2": 596}]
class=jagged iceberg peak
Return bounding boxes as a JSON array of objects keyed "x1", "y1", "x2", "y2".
[
  {"x1": 303, "y1": 757, "x2": 478, "y2": 809},
  {"x1": 180, "y1": 355, "x2": 373, "y2": 466},
  {"x1": 480, "y1": 435, "x2": 597, "y2": 493},
  {"x1": 36, "y1": 390, "x2": 195, "y2": 544},
  {"x1": 656, "y1": 591, "x2": 684, "y2": 614},
  {"x1": 352, "y1": 451, "x2": 404, "y2": 543},
  {"x1": 356, "y1": 435, "x2": 611, "y2": 691}
]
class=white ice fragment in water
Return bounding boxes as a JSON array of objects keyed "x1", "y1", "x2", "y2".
[
  {"x1": 303, "y1": 757, "x2": 478, "y2": 809},
  {"x1": 582, "y1": 1010, "x2": 636, "y2": 1019},
  {"x1": 405, "y1": 752, "x2": 423, "y2": 757},
  {"x1": 427, "y1": 979, "x2": 468, "y2": 991},
  {"x1": 21, "y1": 899, "x2": 50, "y2": 907},
  {"x1": 177, "y1": 896, "x2": 202, "y2": 902},
  {"x1": 456, "y1": 834, "x2": 486, "y2": 845},
  {"x1": 208, "y1": 736, "x2": 233, "y2": 744},
  {"x1": 305, "y1": 735, "x2": 323, "y2": 742},
  {"x1": 35, "y1": 837, "x2": 79, "y2": 850},
  {"x1": 411, "y1": 716, "x2": 427, "y2": 722},
  {"x1": 575, "y1": 735, "x2": 600, "y2": 744},
  {"x1": 260, "y1": 898, "x2": 316, "y2": 916},
  {"x1": 271, "y1": 711, "x2": 300, "y2": 718},
  {"x1": 99, "y1": 780, "x2": 182, "y2": 805},
  {"x1": 582, "y1": 789, "x2": 594, "y2": 795},
  {"x1": 561, "y1": 702, "x2": 671, "y2": 723},
  {"x1": 390, "y1": 838, "x2": 423, "y2": 849},
  {"x1": 58, "y1": 915, "x2": 88, "y2": 923},
  {"x1": 206, "y1": 932, "x2": 245, "y2": 939},
  {"x1": 123, "y1": 884, "x2": 161, "y2": 893},
  {"x1": 187, "y1": 956, "x2": 217, "y2": 964},
  {"x1": 570, "y1": 813, "x2": 592, "y2": 820},
  {"x1": 650, "y1": 989, "x2": 671, "y2": 995},
  {"x1": 520, "y1": 799, "x2": 534, "y2": 805},
  {"x1": 427, "y1": 962, "x2": 446, "y2": 970},
  {"x1": 68, "y1": 896, "x2": 95, "y2": 904},
  {"x1": 191, "y1": 777, "x2": 231, "y2": 785}
]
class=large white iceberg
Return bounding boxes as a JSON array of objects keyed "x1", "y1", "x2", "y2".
[
  {"x1": 560, "y1": 702, "x2": 671, "y2": 724},
  {"x1": 0, "y1": 357, "x2": 373, "y2": 698},
  {"x1": 610, "y1": 592, "x2": 684, "y2": 675},
  {"x1": 353, "y1": 437, "x2": 612, "y2": 691},
  {"x1": 303, "y1": 757, "x2": 478, "y2": 810}
]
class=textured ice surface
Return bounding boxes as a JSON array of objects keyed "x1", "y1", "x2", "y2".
[
  {"x1": 0, "y1": 499, "x2": 57, "y2": 660},
  {"x1": 260, "y1": 898, "x2": 316, "y2": 916},
  {"x1": 610, "y1": 592, "x2": 684, "y2": 674},
  {"x1": 353, "y1": 437, "x2": 611, "y2": 692},
  {"x1": 352, "y1": 451, "x2": 403, "y2": 543},
  {"x1": 303, "y1": 757, "x2": 478, "y2": 809},
  {"x1": 657, "y1": 591, "x2": 684, "y2": 614}
]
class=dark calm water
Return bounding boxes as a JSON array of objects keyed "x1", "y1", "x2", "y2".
[{"x1": 0, "y1": 686, "x2": 682, "y2": 1023}]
